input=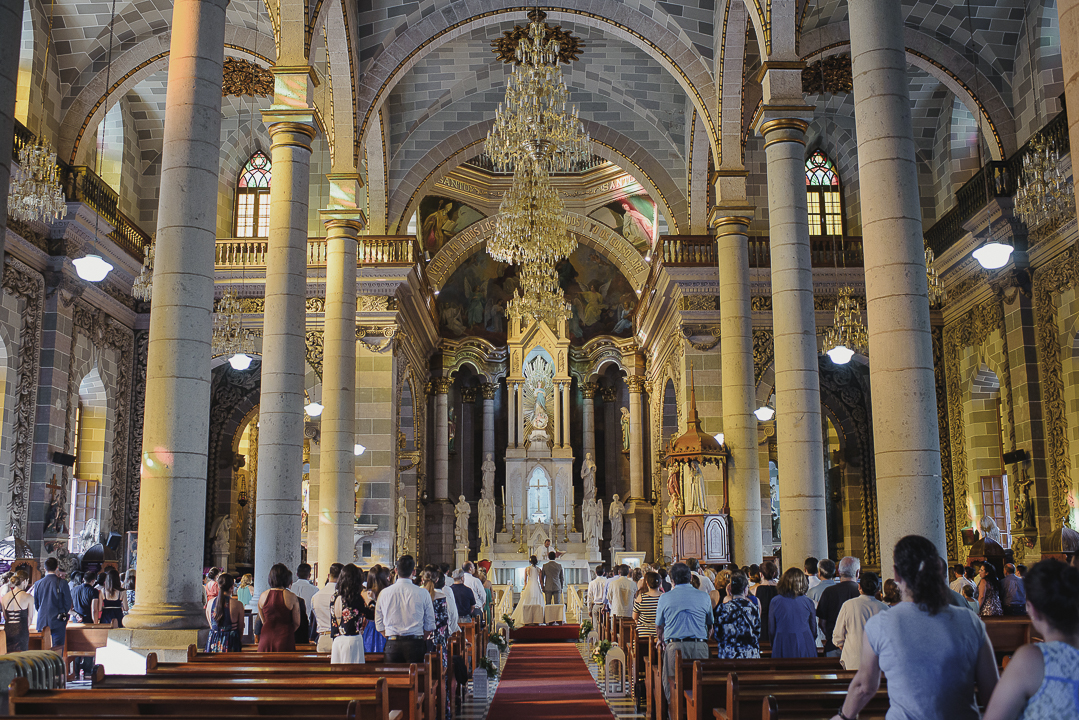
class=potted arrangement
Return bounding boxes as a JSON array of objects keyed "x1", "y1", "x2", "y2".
[
  {"x1": 591, "y1": 639, "x2": 612, "y2": 679},
  {"x1": 473, "y1": 656, "x2": 499, "y2": 699},
  {"x1": 578, "y1": 619, "x2": 593, "y2": 641},
  {"x1": 489, "y1": 631, "x2": 509, "y2": 654}
]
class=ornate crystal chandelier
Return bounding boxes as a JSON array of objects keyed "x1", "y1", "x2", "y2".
[
  {"x1": 485, "y1": 11, "x2": 590, "y2": 173},
  {"x1": 925, "y1": 245, "x2": 945, "y2": 306},
  {"x1": 8, "y1": 139, "x2": 67, "y2": 224},
  {"x1": 822, "y1": 286, "x2": 868, "y2": 365},
  {"x1": 507, "y1": 284, "x2": 571, "y2": 327},
  {"x1": 212, "y1": 289, "x2": 256, "y2": 369},
  {"x1": 488, "y1": 160, "x2": 576, "y2": 265},
  {"x1": 132, "y1": 236, "x2": 155, "y2": 301},
  {"x1": 1015, "y1": 131, "x2": 1075, "y2": 229}
]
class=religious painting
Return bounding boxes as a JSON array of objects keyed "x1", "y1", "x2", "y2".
[
  {"x1": 417, "y1": 196, "x2": 485, "y2": 255},
  {"x1": 588, "y1": 193, "x2": 656, "y2": 249},
  {"x1": 437, "y1": 251, "x2": 519, "y2": 343}
]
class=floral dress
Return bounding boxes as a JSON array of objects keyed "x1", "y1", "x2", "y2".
[
  {"x1": 979, "y1": 581, "x2": 1003, "y2": 616},
  {"x1": 329, "y1": 591, "x2": 366, "y2": 664},
  {"x1": 714, "y1": 596, "x2": 761, "y2": 659},
  {"x1": 431, "y1": 596, "x2": 451, "y2": 719},
  {"x1": 206, "y1": 598, "x2": 241, "y2": 653}
]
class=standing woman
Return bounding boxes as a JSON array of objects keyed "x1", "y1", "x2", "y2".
[
  {"x1": 768, "y1": 568, "x2": 817, "y2": 658},
  {"x1": 124, "y1": 571, "x2": 136, "y2": 613},
  {"x1": 236, "y1": 574, "x2": 254, "y2": 606},
  {"x1": 204, "y1": 568, "x2": 221, "y2": 606},
  {"x1": 362, "y1": 566, "x2": 389, "y2": 654},
  {"x1": 632, "y1": 572, "x2": 663, "y2": 639},
  {"x1": 422, "y1": 566, "x2": 452, "y2": 720},
  {"x1": 100, "y1": 568, "x2": 127, "y2": 627},
  {"x1": 2, "y1": 571, "x2": 33, "y2": 652},
  {"x1": 714, "y1": 571, "x2": 761, "y2": 659},
  {"x1": 330, "y1": 564, "x2": 367, "y2": 664},
  {"x1": 978, "y1": 562, "x2": 1004, "y2": 617},
  {"x1": 480, "y1": 568, "x2": 493, "y2": 627},
  {"x1": 258, "y1": 563, "x2": 301, "y2": 651},
  {"x1": 205, "y1": 573, "x2": 243, "y2": 653},
  {"x1": 830, "y1": 535, "x2": 998, "y2": 720},
  {"x1": 752, "y1": 560, "x2": 779, "y2": 638}
]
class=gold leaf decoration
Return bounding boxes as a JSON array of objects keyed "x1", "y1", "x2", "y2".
[{"x1": 222, "y1": 57, "x2": 274, "y2": 98}]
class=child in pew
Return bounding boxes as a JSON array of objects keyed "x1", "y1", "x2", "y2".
[{"x1": 982, "y1": 558, "x2": 1079, "y2": 720}]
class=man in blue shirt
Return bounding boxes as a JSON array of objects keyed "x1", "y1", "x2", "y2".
[{"x1": 655, "y1": 562, "x2": 712, "y2": 700}]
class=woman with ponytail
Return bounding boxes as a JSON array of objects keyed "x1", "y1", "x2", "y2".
[
  {"x1": 831, "y1": 535, "x2": 998, "y2": 720},
  {"x1": 205, "y1": 573, "x2": 243, "y2": 652},
  {"x1": 983, "y1": 558, "x2": 1079, "y2": 719}
]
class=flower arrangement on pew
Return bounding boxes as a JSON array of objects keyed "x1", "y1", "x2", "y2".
[{"x1": 578, "y1": 619, "x2": 593, "y2": 640}]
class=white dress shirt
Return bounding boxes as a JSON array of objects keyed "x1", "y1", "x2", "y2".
[
  {"x1": 692, "y1": 571, "x2": 716, "y2": 594},
  {"x1": 311, "y1": 581, "x2": 336, "y2": 634},
  {"x1": 608, "y1": 576, "x2": 636, "y2": 617},
  {"x1": 832, "y1": 594, "x2": 888, "y2": 670},
  {"x1": 375, "y1": 577, "x2": 436, "y2": 637},
  {"x1": 464, "y1": 572, "x2": 486, "y2": 611},
  {"x1": 291, "y1": 578, "x2": 318, "y2": 607},
  {"x1": 437, "y1": 587, "x2": 460, "y2": 635},
  {"x1": 588, "y1": 575, "x2": 609, "y2": 605}
]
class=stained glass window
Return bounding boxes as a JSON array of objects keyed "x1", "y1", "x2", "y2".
[
  {"x1": 805, "y1": 150, "x2": 843, "y2": 237},
  {"x1": 235, "y1": 151, "x2": 271, "y2": 237}
]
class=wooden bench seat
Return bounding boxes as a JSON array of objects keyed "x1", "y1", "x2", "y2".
[
  {"x1": 759, "y1": 689, "x2": 889, "y2": 720},
  {"x1": 7, "y1": 676, "x2": 398, "y2": 720},
  {"x1": 702, "y1": 671, "x2": 871, "y2": 720}
]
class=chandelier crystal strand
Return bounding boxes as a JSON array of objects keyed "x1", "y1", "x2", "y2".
[
  {"x1": 485, "y1": 16, "x2": 589, "y2": 173},
  {"x1": 211, "y1": 289, "x2": 256, "y2": 360},
  {"x1": 8, "y1": 139, "x2": 67, "y2": 223},
  {"x1": 489, "y1": 160, "x2": 576, "y2": 265},
  {"x1": 822, "y1": 286, "x2": 869, "y2": 364},
  {"x1": 1015, "y1": 131, "x2": 1075, "y2": 229},
  {"x1": 132, "y1": 236, "x2": 155, "y2": 301},
  {"x1": 924, "y1": 245, "x2": 945, "y2": 307}
]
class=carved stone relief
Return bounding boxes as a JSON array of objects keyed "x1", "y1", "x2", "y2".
[{"x1": 126, "y1": 330, "x2": 148, "y2": 529}]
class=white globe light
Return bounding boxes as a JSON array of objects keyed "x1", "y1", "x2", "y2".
[
  {"x1": 228, "y1": 353, "x2": 253, "y2": 370},
  {"x1": 73, "y1": 254, "x2": 114, "y2": 282},
  {"x1": 754, "y1": 405, "x2": 775, "y2": 422},
  {"x1": 714, "y1": 433, "x2": 725, "y2": 445},
  {"x1": 826, "y1": 345, "x2": 855, "y2": 365},
  {"x1": 304, "y1": 402, "x2": 324, "y2": 417},
  {"x1": 972, "y1": 241, "x2": 1014, "y2": 270},
  {"x1": 354, "y1": 443, "x2": 366, "y2": 456}
]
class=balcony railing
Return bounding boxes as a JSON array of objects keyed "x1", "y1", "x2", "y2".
[
  {"x1": 215, "y1": 235, "x2": 423, "y2": 269},
  {"x1": 924, "y1": 106, "x2": 1070, "y2": 256},
  {"x1": 11, "y1": 119, "x2": 148, "y2": 262},
  {"x1": 655, "y1": 234, "x2": 864, "y2": 269}
]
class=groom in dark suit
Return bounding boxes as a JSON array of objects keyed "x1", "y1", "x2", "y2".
[{"x1": 541, "y1": 552, "x2": 564, "y2": 608}]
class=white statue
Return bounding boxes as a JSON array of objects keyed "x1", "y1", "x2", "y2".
[
  {"x1": 584, "y1": 497, "x2": 602, "y2": 547},
  {"x1": 687, "y1": 460, "x2": 707, "y2": 514},
  {"x1": 78, "y1": 517, "x2": 100, "y2": 553},
  {"x1": 481, "y1": 453, "x2": 496, "y2": 492},
  {"x1": 581, "y1": 453, "x2": 597, "y2": 500},
  {"x1": 211, "y1": 516, "x2": 232, "y2": 557},
  {"x1": 479, "y1": 455, "x2": 496, "y2": 550},
  {"x1": 609, "y1": 494, "x2": 625, "y2": 548},
  {"x1": 396, "y1": 496, "x2": 409, "y2": 555},
  {"x1": 455, "y1": 495, "x2": 471, "y2": 548}
]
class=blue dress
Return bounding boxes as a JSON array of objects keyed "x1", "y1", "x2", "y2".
[
  {"x1": 33, "y1": 574, "x2": 73, "y2": 648},
  {"x1": 768, "y1": 594, "x2": 817, "y2": 658},
  {"x1": 206, "y1": 598, "x2": 242, "y2": 653}
]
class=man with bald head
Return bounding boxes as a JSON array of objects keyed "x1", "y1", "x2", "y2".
[{"x1": 817, "y1": 556, "x2": 861, "y2": 657}]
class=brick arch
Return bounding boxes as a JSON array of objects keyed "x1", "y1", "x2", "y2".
[
  {"x1": 314, "y1": 0, "x2": 357, "y2": 172},
  {"x1": 354, "y1": 2, "x2": 719, "y2": 161},
  {"x1": 388, "y1": 120, "x2": 687, "y2": 236},
  {"x1": 426, "y1": 212, "x2": 649, "y2": 294},
  {"x1": 799, "y1": 21, "x2": 1016, "y2": 159}
]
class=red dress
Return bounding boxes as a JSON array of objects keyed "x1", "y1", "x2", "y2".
[{"x1": 258, "y1": 589, "x2": 297, "y2": 652}]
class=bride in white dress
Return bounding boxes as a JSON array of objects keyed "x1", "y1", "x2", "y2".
[{"x1": 509, "y1": 556, "x2": 545, "y2": 626}]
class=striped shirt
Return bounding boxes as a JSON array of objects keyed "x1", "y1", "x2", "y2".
[{"x1": 633, "y1": 593, "x2": 661, "y2": 637}]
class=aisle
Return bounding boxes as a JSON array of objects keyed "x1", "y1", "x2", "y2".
[{"x1": 484, "y1": 643, "x2": 614, "y2": 720}]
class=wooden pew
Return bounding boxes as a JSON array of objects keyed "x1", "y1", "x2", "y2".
[
  {"x1": 983, "y1": 616, "x2": 1034, "y2": 665},
  {"x1": 696, "y1": 670, "x2": 865, "y2": 720},
  {"x1": 64, "y1": 622, "x2": 116, "y2": 680},
  {"x1": 759, "y1": 689, "x2": 890, "y2": 720},
  {"x1": 187, "y1": 643, "x2": 325, "y2": 662},
  {"x1": 91, "y1": 665, "x2": 425, "y2": 720},
  {"x1": 153, "y1": 651, "x2": 440, "y2": 720},
  {"x1": 8, "y1": 675, "x2": 399, "y2": 720}
]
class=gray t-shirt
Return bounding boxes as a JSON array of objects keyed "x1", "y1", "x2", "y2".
[{"x1": 864, "y1": 602, "x2": 989, "y2": 720}]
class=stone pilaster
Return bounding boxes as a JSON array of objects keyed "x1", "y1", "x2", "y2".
[
  {"x1": 849, "y1": 0, "x2": 946, "y2": 569},
  {"x1": 715, "y1": 212, "x2": 764, "y2": 565},
  {"x1": 433, "y1": 377, "x2": 452, "y2": 499},
  {"x1": 0, "y1": 0, "x2": 22, "y2": 254},
  {"x1": 755, "y1": 78, "x2": 828, "y2": 564},
  {"x1": 481, "y1": 383, "x2": 496, "y2": 461},
  {"x1": 317, "y1": 217, "x2": 361, "y2": 572},
  {"x1": 508, "y1": 380, "x2": 517, "y2": 448},
  {"x1": 582, "y1": 382, "x2": 597, "y2": 462},
  {"x1": 1061, "y1": 0, "x2": 1079, "y2": 212},
  {"x1": 125, "y1": 0, "x2": 229, "y2": 631},
  {"x1": 254, "y1": 70, "x2": 319, "y2": 599}
]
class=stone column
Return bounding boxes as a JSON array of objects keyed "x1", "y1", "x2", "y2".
[
  {"x1": 254, "y1": 85, "x2": 318, "y2": 598},
  {"x1": 552, "y1": 383, "x2": 561, "y2": 448},
  {"x1": 461, "y1": 388, "x2": 477, "y2": 499},
  {"x1": 849, "y1": 0, "x2": 947, "y2": 570},
  {"x1": 481, "y1": 384, "x2": 496, "y2": 460},
  {"x1": 0, "y1": 0, "x2": 23, "y2": 254},
  {"x1": 508, "y1": 381, "x2": 517, "y2": 448},
  {"x1": 317, "y1": 218, "x2": 360, "y2": 573},
  {"x1": 716, "y1": 213, "x2": 764, "y2": 565},
  {"x1": 517, "y1": 384, "x2": 525, "y2": 445},
  {"x1": 1061, "y1": 0, "x2": 1079, "y2": 212},
  {"x1": 582, "y1": 382, "x2": 597, "y2": 461},
  {"x1": 627, "y1": 377, "x2": 646, "y2": 501},
  {"x1": 125, "y1": 0, "x2": 228, "y2": 631},
  {"x1": 433, "y1": 378, "x2": 451, "y2": 499},
  {"x1": 561, "y1": 381, "x2": 571, "y2": 450},
  {"x1": 756, "y1": 103, "x2": 828, "y2": 564}
]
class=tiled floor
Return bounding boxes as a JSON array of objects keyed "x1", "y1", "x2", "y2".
[{"x1": 458, "y1": 647, "x2": 509, "y2": 720}]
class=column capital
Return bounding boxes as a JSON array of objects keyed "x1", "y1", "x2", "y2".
[
  {"x1": 582, "y1": 381, "x2": 597, "y2": 399},
  {"x1": 264, "y1": 115, "x2": 318, "y2": 151},
  {"x1": 322, "y1": 216, "x2": 365, "y2": 236},
  {"x1": 432, "y1": 377, "x2": 453, "y2": 395},
  {"x1": 481, "y1": 383, "x2": 497, "y2": 400},
  {"x1": 626, "y1": 376, "x2": 646, "y2": 394},
  {"x1": 756, "y1": 117, "x2": 810, "y2": 148},
  {"x1": 712, "y1": 212, "x2": 754, "y2": 238},
  {"x1": 462, "y1": 388, "x2": 478, "y2": 403},
  {"x1": 600, "y1": 387, "x2": 618, "y2": 403}
]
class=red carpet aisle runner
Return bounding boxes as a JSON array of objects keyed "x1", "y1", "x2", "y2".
[{"x1": 485, "y1": 643, "x2": 614, "y2": 720}]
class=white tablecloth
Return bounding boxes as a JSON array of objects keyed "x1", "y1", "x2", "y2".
[{"x1": 544, "y1": 604, "x2": 566, "y2": 624}]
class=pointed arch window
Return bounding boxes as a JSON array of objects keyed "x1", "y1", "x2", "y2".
[
  {"x1": 235, "y1": 151, "x2": 271, "y2": 237},
  {"x1": 805, "y1": 150, "x2": 844, "y2": 237}
]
